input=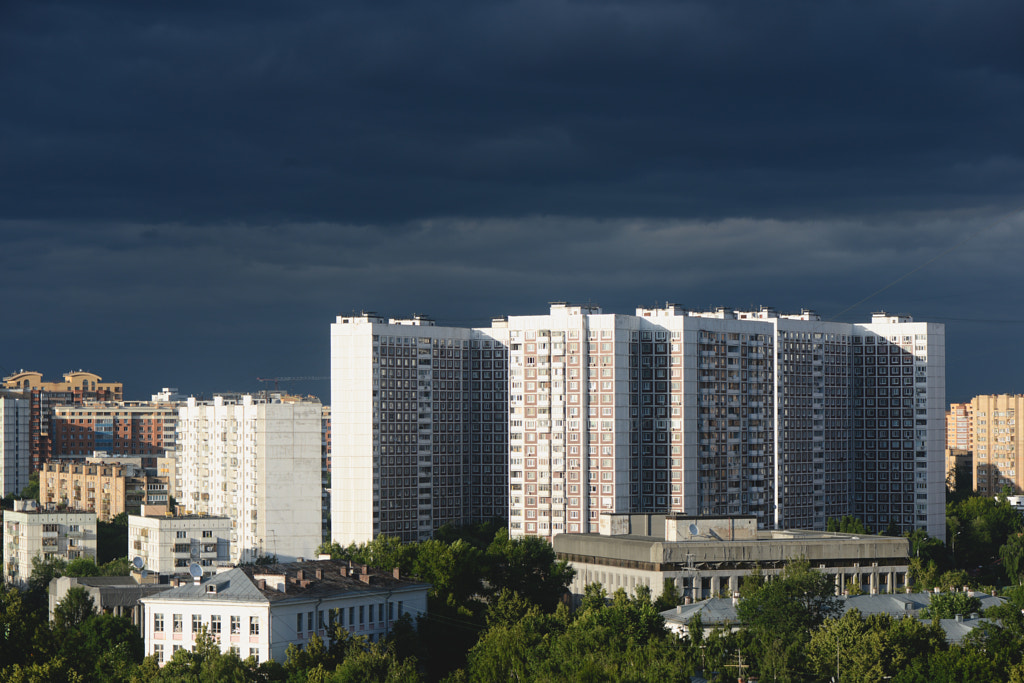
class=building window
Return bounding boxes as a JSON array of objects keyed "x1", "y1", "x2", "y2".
[
  {"x1": 249, "y1": 648, "x2": 259, "y2": 662},
  {"x1": 173, "y1": 614, "x2": 182, "y2": 633},
  {"x1": 202, "y1": 530, "x2": 213, "y2": 538},
  {"x1": 154, "y1": 644, "x2": 164, "y2": 663},
  {"x1": 297, "y1": 613, "x2": 303, "y2": 635},
  {"x1": 249, "y1": 616, "x2": 260, "y2": 635},
  {"x1": 176, "y1": 531, "x2": 186, "y2": 539},
  {"x1": 154, "y1": 613, "x2": 164, "y2": 632},
  {"x1": 230, "y1": 615, "x2": 240, "y2": 635},
  {"x1": 210, "y1": 615, "x2": 221, "y2": 635},
  {"x1": 192, "y1": 614, "x2": 202, "y2": 634}
]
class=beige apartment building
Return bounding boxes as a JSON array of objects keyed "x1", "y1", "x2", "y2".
[
  {"x1": 970, "y1": 394, "x2": 1024, "y2": 495},
  {"x1": 40, "y1": 459, "x2": 170, "y2": 521},
  {"x1": 947, "y1": 402, "x2": 973, "y2": 451},
  {"x1": 1, "y1": 370, "x2": 124, "y2": 469}
]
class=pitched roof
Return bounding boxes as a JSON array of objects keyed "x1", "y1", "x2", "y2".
[{"x1": 140, "y1": 559, "x2": 430, "y2": 605}]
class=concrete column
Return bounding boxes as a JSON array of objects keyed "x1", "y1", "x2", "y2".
[
  {"x1": 710, "y1": 575, "x2": 721, "y2": 597},
  {"x1": 728, "y1": 575, "x2": 739, "y2": 595}
]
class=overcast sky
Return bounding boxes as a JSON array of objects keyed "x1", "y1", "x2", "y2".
[{"x1": 2, "y1": 0, "x2": 1023, "y2": 403}]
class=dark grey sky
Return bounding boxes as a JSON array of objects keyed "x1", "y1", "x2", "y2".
[{"x1": 2, "y1": 0, "x2": 1022, "y2": 402}]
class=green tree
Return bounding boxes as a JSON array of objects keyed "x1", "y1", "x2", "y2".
[
  {"x1": 654, "y1": 577, "x2": 682, "y2": 611},
  {"x1": 921, "y1": 592, "x2": 983, "y2": 620},
  {"x1": 101, "y1": 556, "x2": 133, "y2": 576},
  {"x1": 484, "y1": 529, "x2": 574, "y2": 611},
  {"x1": 65, "y1": 557, "x2": 101, "y2": 577},
  {"x1": 97, "y1": 513, "x2": 130, "y2": 564},
  {"x1": 947, "y1": 494, "x2": 1023, "y2": 583},
  {"x1": 0, "y1": 587, "x2": 47, "y2": 671},
  {"x1": 53, "y1": 586, "x2": 96, "y2": 631},
  {"x1": 1001, "y1": 531, "x2": 1024, "y2": 585},
  {"x1": 19, "y1": 472, "x2": 39, "y2": 501},
  {"x1": 808, "y1": 609, "x2": 946, "y2": 683},
  {"x1": 737, "y1": 558, "x2": 842, "y2": 682}
]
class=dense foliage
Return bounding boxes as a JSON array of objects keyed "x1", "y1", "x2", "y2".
[{"x1": 6, "y1": 497, "x2": 1024, "y2": 681}]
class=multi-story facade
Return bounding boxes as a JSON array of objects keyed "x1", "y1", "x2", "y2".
[
  {"x1": 1, "y1": 371, "x2": 123, "y2": 470},
  {"x1": 330, "y1": 313, "x2": 509, "y2": 545},
  {"x1": 175, "y1": 395, "x2": 322, "y2": 563},
  {"x1": 330, "y1": 303, "x2": 946, "y2": 545},
  {"x1": 3, "y1": 500, "x2": 97, "y2": 587},
  {"x1": 128, "y1": 513, "x2": 232, "y2": 575},
  {"x1": 140, "y1": 559, "x2": 429, "y2": 665},
  {"x1": 0, "y1": 394, "x2": 31, "y2": 496},
  {"x1": 51, "y1": 401, "x2": 180, "y2": 459},
  {"x1": 40, "y1": 458, "x2": 170, "y2": 521},
  {"x1": 321, "y1": 406, "x2": 331, "y2": 541},
  {"x1": 947, "y1": 402, "x2": 973, "y2": 451},
  {"x1": 506, "y1": 304, "x2": 945, "y2": 541},
  {"x1": 970, "y1": 394, "x2": 1024, "y2": 495}
]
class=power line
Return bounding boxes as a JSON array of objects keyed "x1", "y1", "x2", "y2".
[{"x1": 828, "y1": 223, "x2": 1001, "y2": 322}]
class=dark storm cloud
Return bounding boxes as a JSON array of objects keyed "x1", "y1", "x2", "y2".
[
  {"x1": 2, "y1": 1, "x2": 1023, "y2": 400},
  {"x1": 3, "y1": 0, "x2": 1024, "y2": 223}
]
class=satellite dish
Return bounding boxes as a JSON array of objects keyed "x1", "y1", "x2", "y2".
[
  {"x1": 190, "y1": 545, "x2": 200, "y2": 560},
  {"x1": 189, "y1": 563, "x2": 203, "y2": 579},
  {"x1": 689, "y1": 523, "x2": 700, "y2": 536},
  {"x1": 132, "y1": 556, "x2": 145, "y2": 570}
]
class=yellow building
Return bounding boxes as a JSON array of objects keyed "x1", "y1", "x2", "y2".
[
  {"x1": 971, "y1": 394, "x2": 1024, "y2": 495},
  {"x1": 40, "y1": 459, "x2": 168, "y2": 522},
  {"x1": 946, "y1": 402, "x2": 973, "y2": 451}
]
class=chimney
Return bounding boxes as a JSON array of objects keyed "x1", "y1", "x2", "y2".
[
  {"x1": 360, "y1": 573, "x2": 372, "y2": 585},
  {"x1": 315, "y1": 569, "x2": 323, "y2": 580},
  {"x1": 955, "y1": 614, "x2": 963, "y2": 623},
  {"x1": 392, "y1": 567, "x2": 401, "y2": 580},
  {"x1": 340, "y1": 565, "x2": 348, "y2": 577},
  {"x1": 296, "y1": 570, "x2": 305, "y2": 581},
  {"x1": 257, "y1": 579, "x2": 266, "y2": 590},
  {"x1": 675, "y1": 606, "x2": 682, "y2": 615}
]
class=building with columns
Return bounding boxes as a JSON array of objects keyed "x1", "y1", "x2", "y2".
[{"x1": 553, "y1": 514, "x2": 910, "y2": 601}]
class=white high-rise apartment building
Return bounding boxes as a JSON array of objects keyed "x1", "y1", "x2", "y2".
[
  {"x1": 0, "y1": 395, "x2": 30, "y2": 497},
  {"x1": 331, "y1": 313, "x2": 509, "y2": 544},
  {"x1": 176, "y1": 395, "x2": 322, "y2": 563},
  {"x1": 329, "y1": 303, "x2": 946, "y2": 545},
  {"x1": 506, "y1": 304, "x2": 945, "y2": 541}
]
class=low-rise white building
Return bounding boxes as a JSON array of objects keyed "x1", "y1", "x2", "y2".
[
  {"x1": 3, "y1": 500, "x2": 97, "y2": 587},
  {"x1": 129, "y1": 513, "x2": 232, "y2": 576},
  {"x1": 140, "y1": 559, "x2": 429, "y2": 665}
]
